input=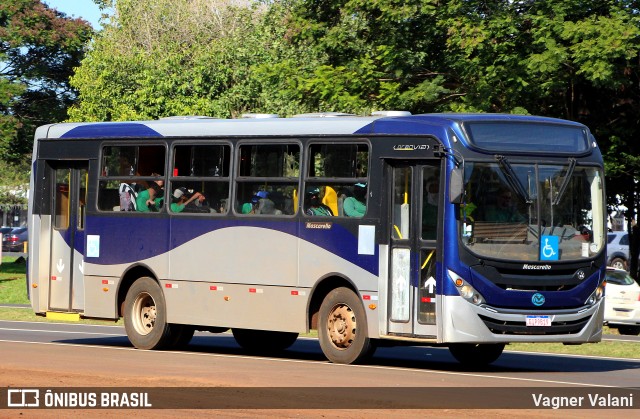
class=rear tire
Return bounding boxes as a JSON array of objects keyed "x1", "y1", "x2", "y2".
[
  {"x1": 318, "y1": 287, "x2": 372, "y2": 364},
  {"x1": 617, "y1": 325, "x2": 640, "y2": 336},
  {"x1": 124, "y1": 277, "x2": 172, "y2": 350},
  {"x1": 232, "y1": 329, "x2": 299, "y2": 353},
  {"x1": 168, "y1": 325, "x2": 195, "y2": 348},
  {"x1": 448, "y1": 343, "x2": 505, "y2": 366}
]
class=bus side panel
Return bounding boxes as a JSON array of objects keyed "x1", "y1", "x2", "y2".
[
  {"x1": 163, "y1": 281, "x2": 307, "y2": 332},
  {"x1": 298, "y1": 223, "x2": 379, "y2": 291},
  {"x1": 298, "y1": 224, "x2": 381, "y2": 339},
  {"x1": 168, "y1": 225, "x2": 298, "y2": 286},
  {"x1": 82, "y1": 274, "x2": 118, "y2": 319}
]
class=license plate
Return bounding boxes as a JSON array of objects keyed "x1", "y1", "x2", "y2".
[{"x1": 526, "y1": 315, "x2": 551, "y2": 326}]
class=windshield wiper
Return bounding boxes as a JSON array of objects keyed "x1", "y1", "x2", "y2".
[
  {"x1": 495, "y1": 155, "x2": 532, "y2": 204},
  {"x1": 552, "y1": 157, "x2": 576, "y2": 206}
]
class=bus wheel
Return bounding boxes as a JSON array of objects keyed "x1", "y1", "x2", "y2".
[
  {"x1": 124, "y1": 277, "x2": 172, "y2": 350},
  {"x1": 232, "y1": 329, "x2": 299, "y2": 353},
  {"x1": 448, "y1": 343, "x2": 505, "y2": 366},
  {"x1": 319, "y1": 287, "x2": 372, "y2": 364},
  {"x1": 168, "y1": 325, "x2": 195, "y2": 348}
]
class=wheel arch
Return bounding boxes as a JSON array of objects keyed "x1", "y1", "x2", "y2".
[
  {"x1": 608, "y1": 252, "x2": 627, "y2": 262},
  {"x1": 307, "y1": 273, "x2": 359, "y2": 331},
  {"x1": 116, "y1": 264, "x2": 160, "y2": 318}
]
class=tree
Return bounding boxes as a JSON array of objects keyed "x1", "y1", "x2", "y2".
[
  {"x1": 69, "y1": 0, "x2": 288, "y2": 120},
  {"x1": 0, "y1": 0, "x2": 93, "y2": 165},
  {"x1": 70, "y1": 0, "x2": 640, "y2": 278}
]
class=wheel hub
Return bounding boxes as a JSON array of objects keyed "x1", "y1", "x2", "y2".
[
  {"x1": 327, "y1": 304, "x2": 356, "y2": 349},
  {"x1": 133, "y1": 293, "x2": 156, "y2": 335}
]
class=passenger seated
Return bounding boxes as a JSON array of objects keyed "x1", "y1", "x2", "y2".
[
  {"x1": 305, "y1": 188, "x2": 333, "y2": 216},
  {"x1": 343, "y1": 183, "x2": 366, "y2": 217},
  {"x1": 136, "y1": 179, "x2": 164, "y2": 212},
  {"x1": 241, "y1": 195, "x2": 260, "y2": 214},
  {"x1": 170, "y1": 187, "x2": 205, "y2": 213}
]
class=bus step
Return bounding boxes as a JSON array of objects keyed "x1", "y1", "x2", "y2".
[{"x1": 46, "y1": 312, "x2": 80, "y2": 321}]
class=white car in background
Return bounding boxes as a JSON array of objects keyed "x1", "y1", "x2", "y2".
[{"x1": 604, "y1": 267, "x2": 640, "y2": 335}]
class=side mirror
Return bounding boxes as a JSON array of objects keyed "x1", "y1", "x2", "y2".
[{"x1": 449, "y1": 167, "x2": 464, "y2": 204}]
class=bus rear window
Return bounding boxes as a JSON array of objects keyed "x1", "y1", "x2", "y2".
[{"x1": 465, "y1": 122, "x2": 589, "y2": 153}]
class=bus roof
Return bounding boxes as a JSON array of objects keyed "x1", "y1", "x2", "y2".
[{"x1": 35, "y1": 113, "x2": 588, "y2": 143}]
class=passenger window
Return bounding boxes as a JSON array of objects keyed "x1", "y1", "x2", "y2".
[
  {"x1": 98, "y1": 145, "x2": 166, "y2": 212},
  {"x1": 169, "y1": 144, "x2": 231, "y2": 214},
  {"x1": 305, "y1": 143, "x2": 369, "y2": 217},
  {"x1": 236, "y1": 144, "x2": 299, "y2": 215}
]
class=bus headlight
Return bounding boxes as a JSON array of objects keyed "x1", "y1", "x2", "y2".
[
  {"x1": 584, "y1": 282, "x2": 605, "y2": 306},
  {"x1": 448, "y1": 269, "x2": 485, "y2": 306}
]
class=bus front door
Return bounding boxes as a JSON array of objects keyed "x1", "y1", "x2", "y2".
[
  {"x1": 48, "y1": 163, "x2": 88, "y2": 312},
  {"x1": 387, "y1": 162, "x2": 440, "y2": 338}
]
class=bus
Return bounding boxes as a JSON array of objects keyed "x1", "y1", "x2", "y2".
[{"x1": 27, "y1": 112, "x2": 606, "y2": 366}]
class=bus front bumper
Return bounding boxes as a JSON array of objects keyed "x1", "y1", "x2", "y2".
[{"x1": 442, "y1": 295, "x2": 604, "y2": 344}]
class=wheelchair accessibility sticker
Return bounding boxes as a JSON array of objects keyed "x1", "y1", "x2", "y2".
[{"x1": 540, "y1": 235, "x2": 559, "y2": 261}]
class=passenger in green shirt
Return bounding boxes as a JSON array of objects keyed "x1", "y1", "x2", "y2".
[
  {"x1": 305, "y1": 188, "x2": 333, "y2": 216},
  {"x1": 170, "y1": 187, "x2": 205, "y2": 213},
  {"x1": 136, "y1": 180, "x2": 164, "y2": 212},
  {"x1": 343, "y1": 183, "x2": 367, "y2": 218}
]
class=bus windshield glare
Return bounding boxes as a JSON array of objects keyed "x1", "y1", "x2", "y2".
[{"x1": 460, "y1": 161, "x2": 605, "y2": 262}]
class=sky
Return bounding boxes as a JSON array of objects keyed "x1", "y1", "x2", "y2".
[{"x1": 43, "y1": 0, "x2": 103, "y2": 28}]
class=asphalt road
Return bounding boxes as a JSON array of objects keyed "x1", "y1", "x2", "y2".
[{"x1": 1, "y1": 320, "x2": 639, "y2": 413}]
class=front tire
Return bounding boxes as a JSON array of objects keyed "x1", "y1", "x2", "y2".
[
  {"x1": 318, "y1": 287, "x2": 372, "y2": 364},
  {"x1": 448, "y1": 343, "x2": 505, "y2": 366},
  {"x1": 124, "y1": 277, "x2": 172, "y2": 350}
]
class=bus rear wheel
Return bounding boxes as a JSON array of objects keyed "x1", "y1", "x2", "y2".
[
  {"x1": 318, "y1": 287, "x2": 372, "y2": 364},
  {"x1": 232, "y1": 329, "x2": 299, "y2": 353},
  {"x1": 448, "y1": 343, "x2": 505, "y2": 366},
  {"x1": 124, "y1": 277, "x2": 172, "y2": 350},
  {"x1": 168, "y1": 325, "x2": 195, "y2": 348}
]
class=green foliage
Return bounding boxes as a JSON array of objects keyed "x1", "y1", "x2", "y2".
[
  {"x1": 0, "y1": 160, "x2": 29, "y2": 205},
  {"x1": 0, "y1": 0, "x2": 93, "y2": 162},
  {"x1": 66, "y1": 0, "x2": 640, "y2": 253}
]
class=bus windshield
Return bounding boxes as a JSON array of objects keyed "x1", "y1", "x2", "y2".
[{"x1": 460, "y1": 161, "x2": 605, "y2": 262}]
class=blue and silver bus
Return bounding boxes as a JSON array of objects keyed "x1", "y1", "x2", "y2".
[{"x1": 27, "y1": 112, "x2": 606, "y2": 365}]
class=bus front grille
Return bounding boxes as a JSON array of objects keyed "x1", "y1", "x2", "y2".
[{"x1": 478, "y1": 314, "x2": 590, "y2": 335}]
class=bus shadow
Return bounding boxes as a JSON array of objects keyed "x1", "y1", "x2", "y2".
[{"x1": 56, "y1": 333, "x2": 640, "y2": 374}]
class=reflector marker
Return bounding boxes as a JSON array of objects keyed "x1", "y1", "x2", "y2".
[
  {"x1": 290, "y1": 290, "x2": 307, "y2": 296},
  {"x1": 210, "y1": 285, "x2": 223, "y2": 291},
  {"x1": 362, "y1": 295, "x2": 378, "y2": 301},
  {"x1": 421, "y1": 297, "x2": 433, "y2": 303},
  {"x1": 249, "y1": 288, "x2": 264, "y2": 294},
  {"x1": 101, "y1": 279, "x2": 114, "y2": 285},
  {"x1": 165, "y1": 283, "x2": 179, "y2": 289}
]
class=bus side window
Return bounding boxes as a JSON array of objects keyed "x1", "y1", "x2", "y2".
[
  {"x1": 235, "y1": 143, "x2": 300, "y2": 216},
  {"x1": 98, "y1": 145, "x2": 166, "y2": 212},
  {"x1": 170, "y1": 144, "x2": 231, "y2": 214},
  {"x1": 305, "y1": 143, "x2": 369, "y2": 217}
]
